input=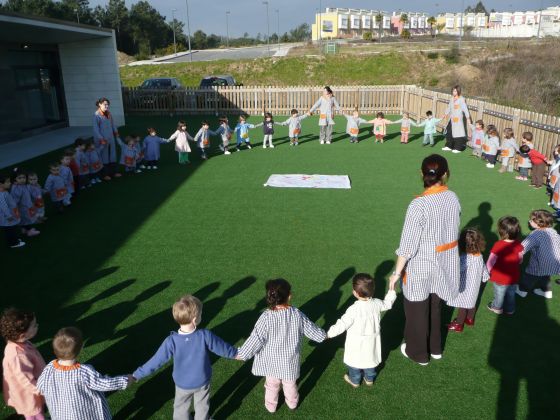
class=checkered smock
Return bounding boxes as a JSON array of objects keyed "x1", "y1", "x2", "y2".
[
  {"x1": 396, "y1": 188, "x2": 461, "y2": 302},
  {"x1": 237, "y1": 306, "x2": 326, "y2": 381},
  {"x1": 522, "y1": 228, "x2": 560, "y2": 276},
  {"x1": 447, "y1": 253, "x2": 489, "y2": 309},
  {"x1": 37, "y1": 361, "x2": 128, "y2": 420}
]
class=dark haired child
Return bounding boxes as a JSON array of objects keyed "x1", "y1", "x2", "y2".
[
  {"x1": 344, "y1": 109, "x2": 369, "y2": 144},
  {"x1": 133, "y1": 295, "x2": 237, "y2": 419},
  {"x1": 116, "y1": 135, "x2": 141, "y2": 173},
  {"x1": 416, "y1": 110, "x2": 442, "y2": 147},
  {"x1": 470, "y1": 119, "x2": 485, "y2": 157},
  {"x1": 86, "y1": 141, "x2": 103, "y2": 184},
  {"x1": 10, "y1": 170, "x2": 40, "y2": 237},
  {"x1": 276, "y1": 109, "x2": 308, "y2": 146},
  {"x1": 499, "y1": 128, "x2": 517, "y2": 173},
  {"x1": 523, "y1": 132, "x2": 552, "y2": 189},
  {"x1": 234, "y1": 115, "x2": 260, "y2": 152},
  {"x1": 326, "y1": 273, "x2": 396, "y2": 388},
  {"x1": 169, "y1": 121, "x2": 194, "y2": 164},
  {"x1": 74, "y1": 138, "x2": 90, "y2": 188},
  {"x1": 27, "y1": 173, "x2": 46, "y2": 223},
  {"x1": 394, "y1": 112, "x2": 413, "y2": 144},
  {"x1": 517, "y1": 210, "x2": 560, "y2": 299},
  {"x1": 60, "y1": 151, "x2": 76, "y2": 196},
  {"x1": 38, "y1": 327, "x2": 132, "y2": 420},
  {"x1": 368, "y1": 112, "x2": 394, "y2": 143},
  {"x1": 44, "y1": 163, "x2": 70, "y2": 212},
  {"x1": 142, "y1": 128, "x2": 169, "y2": 169},
  {"x1": 1, "y1": 308, "x2": 46, "y2": 419},
  {"x1": 548, "y1": 146, "x2": 560, "y2": 218},
  {"x1": 447, "y1": 228, "x2": 489, "y2": 332},
  {"x1": 194, "y1": 121, "x2": 217, "y2": 160},
  {"x1": 261, "y1": 112, "x2": 275, "y2": 148},
  {"x1": 0, "y1": 174, "x2": 25, "y2": 248},
  {"x1": 516, "y1": 144, "x2": 532, "y2": 181},
  {"x1": 483, "y1": 128, "x2": 500, "y2": 169},
  {"x1": 487, "y1": 216, "x2": 524, "y2": 315},
  {"x1": 237, "y1": 279, "x2": 326, "y2": 413},
  {"x1": 214, "y1": 117, "x2": 234, "y2": 155}
]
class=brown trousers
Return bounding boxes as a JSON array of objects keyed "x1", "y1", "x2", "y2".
[
  {"x1": 404, "y1": 293, "x2": 442, "y2": 363},
  {"x1": 531, "y1": 163, "x2": 546, "y2": 187}
]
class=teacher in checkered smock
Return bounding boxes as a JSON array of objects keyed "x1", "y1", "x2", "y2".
[
  {"x1": 389, "y1": 154, "x2": 461, "y2": 365},
  {"x1": 441, "y1": 85, "x2": 472, "y2": 153}
]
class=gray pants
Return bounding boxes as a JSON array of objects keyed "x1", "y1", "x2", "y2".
[
  {"x1": 319, "y1": 124, "x2": 333, "y2": 143},
  {"x1": 423, "y1": 134, "x2": 434, "y2": 145},
  {"x1": 173, "y1": 384, "x2": 210, "y2": 420}
]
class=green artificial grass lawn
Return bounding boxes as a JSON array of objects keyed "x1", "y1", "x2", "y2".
[{"x1": 2, "y1": 115, "x2": 560, "y2": 419}]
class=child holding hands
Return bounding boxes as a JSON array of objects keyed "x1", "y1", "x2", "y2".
[
  {"x1": 169, "y1": 121, "x2": 195, "y2": 164},
  {"x1": 393, "y1": 112, "x2": 414, "y2": 144},
  {"x1": 326, "y1": 273, "x2": 396, "y2": 388},
  {"x1": 276, "y1": 109, "x2": 308, "y2": 146},
  {"x1": 0, "y1": 174, "x2": 26, "y2": 248},
  {"x1": 237, "y1": 279, "x2": 326, "y2": 413},
  {"x1": 344, "y1": 109, "x2": 369, "y2": 143}
]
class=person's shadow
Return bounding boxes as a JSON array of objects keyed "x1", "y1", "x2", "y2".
[
  {"x1": 465, "y1": 202, "x2": 499, "y2": 254},
  {"x1": 488, "y1": 293, "x2": 560, "y2": 419}
]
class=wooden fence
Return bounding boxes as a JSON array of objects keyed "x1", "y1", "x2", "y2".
[{"x1": 122, "y1": 85, "x2": 560, "y2": 157}]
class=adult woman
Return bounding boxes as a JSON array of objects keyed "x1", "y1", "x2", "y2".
[
  {"x1": 441, "y1": 85, "x2": 472, "y2": 153},
  {"x1": 389, "y1": 154, "x2": 461, "y2": 365},
  {"x1": 308, "y1": 86, "x2": 341, "y2": 145},
  {"x1": 93, "y1": 98, "x2": 121, "y2": 180}
]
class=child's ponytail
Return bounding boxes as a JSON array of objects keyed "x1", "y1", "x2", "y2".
[{"x1": 266, "y1": 278, "x2": 291, "y2": 308}]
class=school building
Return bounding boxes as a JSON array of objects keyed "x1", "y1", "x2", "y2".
[{"x1": 0, "y1": 10, "x2": 124, "y2": 150}]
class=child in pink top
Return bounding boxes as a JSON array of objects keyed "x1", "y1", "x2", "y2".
[
  {"x1": 368, "y1": 112, "x2": 395, "y2": 143},
  {"x1": 1, "y1": 308, "x2": 46, "y2": 420}
]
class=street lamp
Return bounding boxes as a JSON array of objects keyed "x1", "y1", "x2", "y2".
[
  {"x1": 458, "y1": 0, "x2": 464, "y2": 50},
  {"x1": 275, "y1": 9, "x2": 280, "y2": 50},
  {"x1": 537, "y1": 0, "x2": 544, "y2": 39},
  {"x1": 226, "y1": 11, "x2": 230, "y2": 48},
  {"x1": 319, "y1": 0, "x2": 322, "y2": 45},
  {"x1": 263, "y1": 1, "x2": 270, "y2": 55},
  {"x1": 74, "y1": 8, "x2": 80, "y2": 24},
  {"x1": 185, "y1": 0, "x2": 192, "y2": 62},
  {"x1": 171, "y1": 9, "x2": 177, "y2": 55}
]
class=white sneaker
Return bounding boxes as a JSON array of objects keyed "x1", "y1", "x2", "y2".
[
  {"x1": 400, "y1": 343, "x2": 429, "y2": 366},
  {"x1": 270, "y1": 144, "x2": 275, "y2": 148},
  {"x1": 515, "y1": 286, "x2": 528, "y2": 298},
  {"x1": 27, "y1": 228, "x2": 40, "y2": 237},
  {"x1": 486, "y1": 163, "x2": 495, "y2": 168},
  {"x1": 452, "y1": 150, "x2": 461, "y2": 154},
  {"x1": 320, "y1": 140, "x2": 325, "y2": 144},
  {"x1": 236, "y1": 148, "x2": 241, "y2": 152},
  {"x1": 10, "y1": 240, "x2": 26, "y2": 248},
  {"x1": 152, "y1": 166, "x2": 158, "y2": 169},
  {"x1": 326, "y1": 141, "x2": 331, "y2": 144},
  {"x1": 139, "y1": 164, "x2": 146, "y2": 169},
  {"x1": 247, "y1": 145, "x2": 252, "y2": 149},
  {"x1": 295, "y1": 142, "x2": 299, "y2": 146},
  {"x1": 263, "y1": 145, "x2": 267, "y2": 149},
  {"x1": 290, "y1": 143, "x2": 294, "y2": 146},
  {"x1": 534, "y1": 288, "x2": 553, "y2": 299},
  {"x1": 224, "y1": 151, "x2": 231, "y2": 155},
  {"x1": 135, "y1": 169, "x2": 142, "y2": 173},
  {"x1": 431, "y1": 353, "x2": 443, "y2": 360},
  {"x1": 441, "y1": 147, "x2": 451, "y2": 151}
]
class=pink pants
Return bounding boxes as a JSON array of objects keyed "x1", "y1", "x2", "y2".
[
  {"x1": 264, "y1": 377, "x2": 298, "y2": 413},
  {"x1": 401, "y1": 132, "x2": 409, "y2": 143},
  {"x1": 24, "y1": 413, "x2": 45, "y2": 420}
]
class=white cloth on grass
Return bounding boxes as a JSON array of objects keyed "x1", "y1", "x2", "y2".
[{"x1": 264, "y1": 174, "x2": 351, "y2": 189}]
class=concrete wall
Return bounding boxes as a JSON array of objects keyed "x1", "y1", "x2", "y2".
[{"x1": 58, "y1": 33, "x2": 125, "y2": 128}]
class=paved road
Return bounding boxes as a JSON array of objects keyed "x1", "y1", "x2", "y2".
[{"x1": 157, "y1": 44, "x2": 293, "y2": 63}]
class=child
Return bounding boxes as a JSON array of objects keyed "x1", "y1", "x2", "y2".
[
  {"x1": 393, "y1": 112, "x2": 414, "y2": 144},
  {"x1": 415, "y1": 111, "x2": 442, "y2": 147},
  {"x1": 74, "y1": 138, "x2": 90, "y2": 189},
  {"x1": 10, "y1": 170, "x2": 40, "y2": 237},
  {"x1": 133, "y1": 295, "x2": 237, "y2": 420},
  {"x1": 326, "y1": 273, "x2": 396, "y2": 387},
  {"x1": 116, "y1": 135, "x2": 141, "y2": 173},
  {"x1": 499, "y1": 128, "x2": 517, "y2": 173},
  {"x1": 262, "y1": 112, "x2": 275, "y2": 148},
  {"x1": 470, "y1": 120, "x2": 485, "y2": 157},
  {"x1": 0, "y1": 174, "x2": 26, "y2": 248},
  {"x1": 27, "y1": 173, "x2": 46, "y2": 223},
  {"x1": 1, "y1": 308, "x2": 46, "y2": 420},
  {"x1": 86, "y1": 141, "x2": 103, "y2": 184},
  {"x1": 142, "y1": 128, "x2": 169, "y2": 168},
  {"x1": 44, "y1": 163, "x2": 71, "y2": 212},
  {"x1": 548, "y1": 146, "x2": 560, "y2": 218},
  {"x1": 486, "y1": 216, "x2": 524, "y2": 315},
  {"x1": 234, "y1": 115, "x2": 259, "y2": 151},
  {"x1": 214, "y1": 117, "x2": 234, "y2": 155},
  {"x1": 37, "y1": 327, "x2": 132, "y2": 420},
  {"x1": 276, "y1": 109, "x2": 308, "y2": 146},
  {"x1": 447, "y1": 228, "x2": 489, "y2": 331},
  {"x1": 193, "y1": 121, "x2": 217, "y2": 160},
  {"x1": 237, "y1": 279, "x2": 326, "y2": 413},
  {"x1": 516, "y1": 210, "x2": 560, "y2": 299},
  {"x1": 134, "y1": 137, "x2": 145, "y2": 169},
  {"x1": 60, "y1": 151, "x2": 76, "y2": 196},
  {"x1": 169, "y1": 121, "x2": 194, "y2": 164},
  {"x1": 483, "y1": 128, "x2": 500, "y2": 169},
  {"x1": 516, "y1": 144, "x2": 532, "y2": 181},
  {"x1": 344, "y1": 109, "x2": 369, "y2": 144},
  {"x1": 368, "y1": 112, "x2": 394, "y2": 143},
  {"x1": 523, "y1": 132, "x2": 551, "y2": 189}
]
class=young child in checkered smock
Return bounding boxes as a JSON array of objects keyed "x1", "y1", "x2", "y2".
[
  {"x1": 27, "y1": 172, "x2": 46, "y2": 223},
  {"x1": 470, "y1": 120, "x2": 485, "y2": 157},
  {"x1": 214, "y1": 116, "x2": 234, "y2": 155},
  {"x1": 326, "y1": 273, "x2": 396, "y2": 388},
  {"x1": 38, "y1": 327, "x2": 132, "y2": 420},
  {"x1": 10, "y1": 169, "x2": 40, "y2": 238},
  {"x1": 86, "y1": 140, "x2": 104, "y2": 184},
  {"x1": 234, "y1": 115, "x2": 261, "y2": 152},
  {"x1": 276, "y1": 109, "x2": 308, "y2": 146},
  {"x1": 344, "y1": 109, "x2": 369, "y2": 143},
  {"x1": 548, "y1": 146, "x2": 560, "y2": 219},
  {"x1": 483, "y1": 127, "x2": 500, "y2": 169},
  {"x1": 116, "y1": 135, "x2": 141, "y2": 174},
  {"x1": 193, "y1": 121, "x2": 218, "y2": 160},
  {"x1": 516, "y1": 210, "x2": 560, "y2": 299},
  {"x1": 237, "y1": 279, "x2": 326, "y2": 413},
  {"x1": 516, "y1": 144, "x2": 532, "y2": 181},
  {"x1": 1, "y1": 308, "x2": 46, "y2": 420},
  {"x1": 44, "y1": 163, "x2": 71, "y2": 212},
  {"x1": 393, "y1": 112, "x2": 414, "y2": 144},
  {"x1": 499, "y1": 128, "x2": 517, "y2": 173},
  {"x1": 447, "y1": 228, "x2": 489, "y2": 332}
]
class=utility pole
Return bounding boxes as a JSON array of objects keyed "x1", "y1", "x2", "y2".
[
  {"x1": 536, "y1": 0, "x2": 544, "y2": 39},
  {"x1": 458, "y1": 0, "x2": 464, "y2": 50},
  {"x1": 275, "y1": 9, "x2": 280, "y2": 50},
  {"x1": 319, "y1": 0, "x2": 322, "y2": 46},
  {"x1": 263, "y1": 1, "x2": 270, "y2": 55},
  {"x1": 172, "y1": 9, "x2": 177, "y2": 55},
  {"x1": 185, "y1": 0, "x2": 192, "y2": 62},
  {"x1": 226, "y1": 11, "x2": 230, "y2": 48}
]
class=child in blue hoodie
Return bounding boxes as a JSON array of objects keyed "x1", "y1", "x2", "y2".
[{"x1": 132, "y1": 295, "x2": 237, "y2": 420}]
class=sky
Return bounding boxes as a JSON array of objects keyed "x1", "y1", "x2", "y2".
[{"x1": 88, "y1": 1, "x2": 559, "y2": 37}]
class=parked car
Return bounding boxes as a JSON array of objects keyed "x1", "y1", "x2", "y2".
[
  {"x1": 197, "y1": 75, "x2": 241, "y2": 110},
  {"x1": 140, "y1": 78, "x2": 183, "y2": 89},
  {"x1": 199, "y1": 75, "x2": 241, "y2": 88}
]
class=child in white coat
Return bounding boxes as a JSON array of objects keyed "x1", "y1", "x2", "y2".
[{"x1": 327, "y1": 273, "x2": 396, "y2": 388}]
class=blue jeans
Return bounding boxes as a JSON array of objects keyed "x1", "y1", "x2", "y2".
[
  {"x1": 519, "y1": 167, "x2": 529, "y2": 177},
  {"x1": 347, "y1": 365, "x2": 377, "y2": 385},
  {"x1": 491, "y1": 283, "x2": 517, "y2": 313}
]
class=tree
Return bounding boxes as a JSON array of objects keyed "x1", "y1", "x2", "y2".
[
  {"x1": 465, "y1": 1, "x2": 489, "y2": 15},
  {"x1": 280, "y1": 32, "x2": 290, "y2": 43},
  {"x1": 436, "y1": 23, "x2": 445, "y2": 37},
  {"x1": 401, "y1": 29, "x2": 411, "y2": 39},
  {"x1": 399, "y1": 13, "x2": 409, "y2": 26},
  {"x1": 129, "y1": 1, "x2": 169, "y2": 55},
  {"x1": 289, "y1": 23, "x2": 311, "y2": 42},
  {"x1": 270, "y1": 33, "x2": 279, "y2": 43},
  {"x1": 192, "y1": 30, "x2": 208, "y2": 49},
  {"x1": 363, "y1": 31, "x2": 372, "y2": 41},
  {"x1": 207, "y1": 34, "x2": 221, "y2": 49},
  {"x1": 427, "y1": 16, "x2": 437, "y2": 38},
  {"x1": 375, "y1": 12, "x2": 383, "y2": 42}
]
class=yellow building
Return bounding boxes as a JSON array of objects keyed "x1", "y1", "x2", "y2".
[{"x1": 311, "y1": 8, "x2": 395, "y2": 41}]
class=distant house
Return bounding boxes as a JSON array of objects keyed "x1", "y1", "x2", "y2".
[{"x1": 0, "y1": 11, "x2": 124, "y2": 144}]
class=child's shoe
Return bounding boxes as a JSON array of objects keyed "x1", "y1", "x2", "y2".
[
  {"x1": 290, "y1": 142, "x2": 294, "y2": 146},
  {"x1": 452, "y1": 149, "x2": 461, "y2": 154},
  {"x1": 270, "y1": 144, "x2": 275, "y2": 148},
  {"x1": 10, "y1": 240, "x2": 26, "y2": 248},
  {"x1": 442, "y1": 146, "x2": 452, "y2": 151},
  {"x1": 224, "y1": 151, "x2": 231, "y2": 155},
  {"x1": 320, "y1": 140, "x2": 325, "y2": 144},
  {"x1": 135, "y1": 169, "x2": 142, "y2": 173},
  {"x1": 236, "y1": 148, "x2": 241, "y2": 152},
  {"x1": 515, "y1": 286, "x2": 528, "y2": 298},
  {"x1": 26, "y1": 228, "x2": 40, "y2": 237},
  {"x1": 447, "y1": 320, "x2": 464, "y2": 332},
  {"x1": 114, "y1": 173, "x2": 122, "y2": 178},
  {"x1": 486, "y1": 163, "x2": 495, "y2": 168},
  {"x1": 139, "y1": 164, "x2": 146, "y2": 169},
  {"x1": 247, "y1": 144, "x2": 252, "y2": 149},
  {"x1": 363, "y1": 378, "x2": 375, "y2": 386},
  {"x1": 326, "y1": 141, "x2": 331, "y2": 144},
  {"x1": 464, "y1": 318, "x2": 475, "y2": 326},
  {"x1": 96, "y1": 177, "x2": 102, "y2": 183},
  {"x1": 343, "y1": 374, "x2": 359, "y2": 388},
  {"x1": 533, "y1": 288, "x2": 553, "y2": 299},
  {"x1": 295, "y1": 141, "x2": 299, "y2": 146},
  {"x1": 487, "y1": 303, "x2": 503, "y2": 314},
  {"x1": 152, "y1": 165, "x2": 158, "y2": 169},
  {"x1": 499, "y1": 167, "x2": 506, "y2": 173},
  {"x1": 515, "y1": 176, "x2": 524, "y2": 180},
  {"x1": 263, "y1": 144, "x2": 267, "y2": 149}
]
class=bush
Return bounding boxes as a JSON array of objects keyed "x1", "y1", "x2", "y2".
[
  {"x1": 363, "y1": 32, "x2": 373, "y2": 41},
  {"x1": 401, "y1": 29, "x2": 411, "y2": 39},
  {"x1": 427, "y1": 52, "x2": 439, "y2": 60},
  {"x1": 444, "y1": 45, "x2": 461, "y2": 64}
]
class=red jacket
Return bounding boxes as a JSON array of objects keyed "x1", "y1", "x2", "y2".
[
  {"x1": 528, "y1": 149, "x2": 547, "y2": 165},
  {"x1": 69, "y1": 159, "x2": 79, "y2": 176}
]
